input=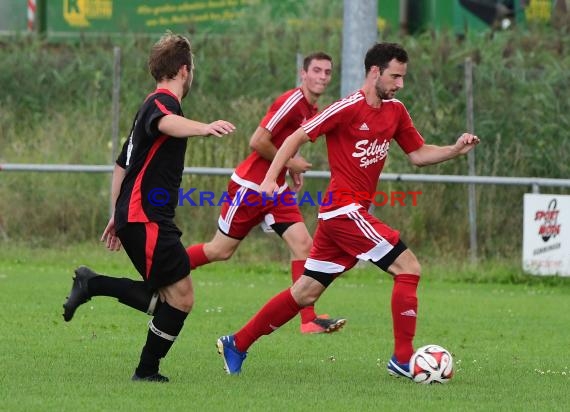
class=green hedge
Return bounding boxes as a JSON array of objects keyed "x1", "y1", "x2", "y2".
[{"x1": 1, "y1": 7, "x2": 569, "y2": 259}]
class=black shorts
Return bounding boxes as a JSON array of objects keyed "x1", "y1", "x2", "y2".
[{"x1": 117, "y1": 221, "x2": 190, "y2": 290}]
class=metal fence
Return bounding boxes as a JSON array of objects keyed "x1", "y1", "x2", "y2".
[
  {"x1": 2, "y1": 163, "x2": 570, "y2": 192},
  {"x1": 3, "y1": 163, "x2": 570, "y2": 261}
]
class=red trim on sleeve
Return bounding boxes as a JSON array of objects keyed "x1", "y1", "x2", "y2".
[{"x1": 154, "y1": 98, "x2": 173, "y2": 116}]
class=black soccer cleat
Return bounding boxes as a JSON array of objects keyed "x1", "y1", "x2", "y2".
[
  {"x1": 131, "y1": 373, "x2": 170, "y2": 383},
  {"x1": 62, "y1": 266, "x2": 98, "y2": 322}
]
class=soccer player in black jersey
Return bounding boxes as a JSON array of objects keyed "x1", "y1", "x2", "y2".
[{"x1": 62, "y1": 32, "x2": 235, "y2": 382}]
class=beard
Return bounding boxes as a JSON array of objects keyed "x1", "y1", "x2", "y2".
[
  {"x1": 182, "y1": 81, "x2": 190, "y2": 98},
  {"x1": 375, "y1": 85, "x2": 392, "y2": 100},
  {"x1": 182, "y1": 76, "x2": 192, "y2": 98}
]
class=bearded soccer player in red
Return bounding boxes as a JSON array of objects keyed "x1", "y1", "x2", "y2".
[
  {"x1": 216, "y1": 42, "x2": 480, "y2": 377},
  {"x1": 186, "y1": 52, "x2": 346, "y2": 334}
]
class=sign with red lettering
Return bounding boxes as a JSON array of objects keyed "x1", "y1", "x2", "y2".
[{"x1": 523, "y1": 194, "x2": 570, "y2": 276}]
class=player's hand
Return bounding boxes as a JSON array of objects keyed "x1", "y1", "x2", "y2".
[
  {"x1": 289, "y1": 170, "x2": 304, "y2": 192},
  {"x1": 260, "y1": 178, "x2": 279, "y2": 196},
  {"x1": 455, "y1": 133, "x2": 480, "y2": 154},
  {"x1": 205, "y1": 120, "x2": 236, "y2": 137},
  {"x1": 101, "y1": 217, "x2": 122, "y2": 251},
  {"x1": 285, "y1": 156, "x2": 312, "y2": 174}
]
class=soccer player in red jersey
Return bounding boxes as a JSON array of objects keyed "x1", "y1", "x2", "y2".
[
  {"x1": 216, "y1": 42, "x2": 480, "y2": 377},
  {"x1": 62, "y1": 33, "x2": 235, "y2": 382},
  {"x1": 186, "y1": 52, "x2": 346, "y2": 334}
]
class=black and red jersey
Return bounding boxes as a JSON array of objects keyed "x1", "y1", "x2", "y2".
[{"x1": 114, "y1": 88, "x2": 187, "y2": 230}]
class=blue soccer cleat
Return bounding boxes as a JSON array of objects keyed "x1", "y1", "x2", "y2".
[
  {"x1": 216, "y1": 335, "x2": 247, "y2": 375},
  {"x1": 387, "y1": 354, "x2": 412, "y2": 379}
]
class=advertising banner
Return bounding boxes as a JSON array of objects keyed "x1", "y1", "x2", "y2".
[
  {"x1": 523, "y1": 194, "x2": 570, "y2": 276},
  {"x1": 45, "y1": 0, "x2": 302, "y2": 37}
]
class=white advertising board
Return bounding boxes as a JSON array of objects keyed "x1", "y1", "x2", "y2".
[{"x1": 523, "y1": 194, "x2": 570, "y2": 276}]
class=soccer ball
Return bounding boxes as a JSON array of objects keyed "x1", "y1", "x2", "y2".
[{"x1": 410, "y1": 344, "x2": 454, "y2": 384}]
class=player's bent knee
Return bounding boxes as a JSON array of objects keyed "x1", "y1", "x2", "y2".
[
  {"x1": 162, "y1": 277, "x2": 195, "y2": 312},
  {"x1": 384, "y1": 245, "x2": 422, "y2": 276},
  {"x1": 282, "y1": 223, "x2": 313, "y2": 258},
  {"x1": 298, "y1": 238, "x2": 313, "y2": 257},
  {"x1": 293, "y1": 290, "x2": 319, "y2": 307},
  {"x1": 291, "y1": 273, "x2": 328, "y2": 306},
  {"x1": 214, "y1": 248, "x2": 235, "y2": 261},
  {"x1": 181, "y1": 300, "x2": 194, "y2": 313},
  {"x1": 172, "y1": 295, "x2": 194, "y2": 313},
  {"x1": 294, "y1": 233, "x2": 312, "y2": 253},
  {"x1": 207, "y1": 242, "x2": 238, "y2": 261},
  {"x1": 297, "y1": 288, "x2": 321, "y2": 306},
  {"x1": 405, "y1": 261, "x2": 421, "y2": 277},
  {"x1": 391, "y1": 260, "x2": 421, "y2": 277},
  {"x1": 179, "y1": 285, "x2": 195, "y2": 312}
]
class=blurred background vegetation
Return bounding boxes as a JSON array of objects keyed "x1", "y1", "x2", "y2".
[{"x1": 0, "y1": 0, "x2": 569, "y2": 263}]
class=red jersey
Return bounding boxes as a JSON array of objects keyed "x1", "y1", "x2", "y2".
[
  {"x1": 232, "y1": 87, "x2": 318, "y2": 192},
  {"x1": 302, "y1": 90, "x2": 424, "y2": 215}
]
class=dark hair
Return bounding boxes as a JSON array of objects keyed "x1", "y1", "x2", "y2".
[
  {"x1": 364, "y1": 43, "x2": 408, "y2": 74},
  {"x1": 148, "y1": 32, "x2": 193, "y2": 82},
  {"x1": 303, "y1": 51, "x2": 333, "y2": 71}
]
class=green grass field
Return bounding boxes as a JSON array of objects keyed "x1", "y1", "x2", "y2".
[{"x1": 1, "y1": 243, "x2": 569, "y2": 411}]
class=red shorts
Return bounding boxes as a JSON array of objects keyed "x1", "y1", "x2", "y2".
[
  {"x1": 305, "y1": 206, "x2": 401, "y2": 274},
  {"x1": 218, "y1": 180, "x2": 304, "y2": 239}
]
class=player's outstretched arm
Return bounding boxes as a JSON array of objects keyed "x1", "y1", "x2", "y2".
[
  {"x1": 407, "y1": 133, "x2": 480, "y2": 167},
  {"x1": 260, "y1": 127, "x2": 311, "y2": 194},
  {"x1": 249, "y1": 127, "x2": 278, "y2": 159},
  {"x1": 158, "y1": 114, "x2": 236, "y2": 138},
  {"x1": 249, "y1": 126, "x2": 311, "y2": 174}
]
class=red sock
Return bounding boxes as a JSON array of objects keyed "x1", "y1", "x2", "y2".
[
  {"x1": 186, "y1": 244, "x2": 210, "y2": 270},
  {"x1": 391, "y1": 274, "x2": 420, "y2": 363},
  {"x1": 291, "y1": 260, "x2": 317, "y2": 323},
  {"x1": 234, "y1": 289, "x2": 301, "y2": 352}
]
